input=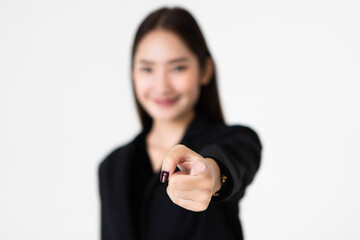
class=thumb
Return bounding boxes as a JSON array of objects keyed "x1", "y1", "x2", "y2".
[{"x1": 160, "y1": 144, "x2": 202, "y2": 183}]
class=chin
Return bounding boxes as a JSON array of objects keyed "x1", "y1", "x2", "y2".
[
  {"x1": 152, "y1": 109, "x2": 194, "y2": 123},
  {"x1": 151, "y1": 113, "x2": 180, "y2": 122}
]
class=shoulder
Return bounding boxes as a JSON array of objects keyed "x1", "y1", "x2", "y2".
[
  {"x1": 98, "y1": 132, "x2": 143, "y2": 173},
  {"x1": 206, "y1": 121, "x2": 262, "y2": 148}
]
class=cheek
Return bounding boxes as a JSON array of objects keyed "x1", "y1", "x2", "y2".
[
  {"x1": 174, "y1": 74, "x2": 201, "y2": 99},
  {"x1": 133, "y1": 82, "x2": 148, "y2": 108},
  {"x1": 133, "y1": 76, "x2": 152, "y2": 99}
]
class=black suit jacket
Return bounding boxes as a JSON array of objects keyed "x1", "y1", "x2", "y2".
[{"x1": 99, "y1": 114, "x2": 262, "y2": 240}]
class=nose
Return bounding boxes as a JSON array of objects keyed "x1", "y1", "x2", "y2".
[{"x1": 155, "y1": 69, "x2": 172, "y2": 93}]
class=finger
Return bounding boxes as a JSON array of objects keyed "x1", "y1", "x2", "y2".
[
  {"x1": 167, "y1": 194, "x2": 209, "y2": 212},
  {"x1": 167, "y1": 187, "x2": 212, "y2": 203},
  {"x1": 160, "y1": 144, "x2": 199, "y2": 182},
  {"x1": 168, "y1": 172, "x2": 212, "y2": 191}
]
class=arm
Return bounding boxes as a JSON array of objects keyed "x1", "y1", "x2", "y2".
[
  {"x1": 199, "y1": 125, "x2": 262, "y2": 202},
  {"x1": 160, "y1": 126, "x2": 261, "y2": 211}
]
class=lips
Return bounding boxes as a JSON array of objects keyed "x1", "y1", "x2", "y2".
[{"x1": 153, "y1": 97, "x2": 179, "y2": 107}]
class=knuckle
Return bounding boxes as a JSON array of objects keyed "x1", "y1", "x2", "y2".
[
  {"x1": 166, "y1": 186, "x2": 174, "y2": 197},
  {"x1": 172, "y1": 196, "x2": 180, "y2": 205},
  {"x1": 169, "y1": 177, "x2": 182, "y2": 189},
  {"x1": 175, "y1": 144, "x2": 186, "y2": 151},
  {"x1": 167, "y1": 187, "x2": 183, "y2": 199},
  {"x1": 197, "y1": 161, "x2": 207, "y2": 173}
]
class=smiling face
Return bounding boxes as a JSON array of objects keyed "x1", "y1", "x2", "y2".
[{"x1": 132, "y1": 29, "x2": 211, "y2": 123}]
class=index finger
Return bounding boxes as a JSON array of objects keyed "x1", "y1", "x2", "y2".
[{"x1": 160, "y1": 144, "x2": 197, "y2": 183}]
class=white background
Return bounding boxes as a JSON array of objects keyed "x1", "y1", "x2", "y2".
[{"x1": 1, "y1": 0, "x2": 359, "y2": 239}]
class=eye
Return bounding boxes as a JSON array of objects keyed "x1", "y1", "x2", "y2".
[
  {"x1": 172, "y1": 65, "x2": 187, "y2": 72},
  {"x1": 141, "y1": 67, "x2": 152, "y2": 73}
]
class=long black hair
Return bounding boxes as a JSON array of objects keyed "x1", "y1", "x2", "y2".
[{"x1": 131, "y1": 7, "x2": 225, "y2": 129}]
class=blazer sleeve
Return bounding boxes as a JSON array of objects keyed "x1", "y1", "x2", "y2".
[
  {"x1": 198, "y1": 125, "x2": 262, "y2": 202},
  {"x1": 98, "y1": 157, "x2": 113, "y2": 240}
]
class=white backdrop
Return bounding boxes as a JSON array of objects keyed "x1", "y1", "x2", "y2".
[{"x1": 1, "y1": 0, "x2": 359, "y2": 239}]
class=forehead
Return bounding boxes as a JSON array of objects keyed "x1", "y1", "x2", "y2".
[{"x1": 134, "y1": 30, "x2": 195, "y2": 63}]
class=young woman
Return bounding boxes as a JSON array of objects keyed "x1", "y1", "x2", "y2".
[{"x1": 99, "y1": 7, "x2": 262, "y2": 240}]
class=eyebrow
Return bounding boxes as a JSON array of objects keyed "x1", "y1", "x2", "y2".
[
  {"x1": 138, "y1": 57, "x2": 189, "y2": 65},
  {"x1": 168, "y1": 57, "x2": 189, "y2": 64}
]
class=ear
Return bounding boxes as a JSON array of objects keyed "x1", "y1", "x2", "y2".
[{"x1": 200, "y1": 58, "x2": 214, "y2": 86}]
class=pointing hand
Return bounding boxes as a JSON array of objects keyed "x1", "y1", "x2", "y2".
[{"x1": 160, "y1": 144, "x2": 222, "y2": 212}]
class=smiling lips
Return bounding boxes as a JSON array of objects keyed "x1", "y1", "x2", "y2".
[{"x1": 154, "y1": 97, "x2": 179, "y2": 107}]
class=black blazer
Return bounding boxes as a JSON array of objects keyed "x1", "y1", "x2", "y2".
[{"x1": 99, "y1": 114, "x2": 262, "y2": 240}]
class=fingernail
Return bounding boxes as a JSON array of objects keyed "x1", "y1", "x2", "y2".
[{"x1": 160, "y1": 171, "x2": 169, "y2": 183}]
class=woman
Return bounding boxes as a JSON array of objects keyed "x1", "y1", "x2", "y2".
[{"x1": 99, "y1": 6, "x2": 262, "y2": 240}]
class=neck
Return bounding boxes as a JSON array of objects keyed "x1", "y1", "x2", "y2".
[{"x1": 149, "y1": 111, "x2": 195, "y2": 148}]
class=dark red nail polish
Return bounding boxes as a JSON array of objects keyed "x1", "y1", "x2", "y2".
[{"x1": 160, "y1": 171, "x2": 169, "y2": 183}]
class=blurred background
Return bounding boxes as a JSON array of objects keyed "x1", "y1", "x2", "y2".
[{"x1": 1, "y1": 0, "x2": 359, "y2": 239}]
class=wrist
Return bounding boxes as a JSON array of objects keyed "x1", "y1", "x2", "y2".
[{"x1": 205, "y1": 158, "x2": 222, "y2": 195}]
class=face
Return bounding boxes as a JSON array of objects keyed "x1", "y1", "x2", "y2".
[{"x1": 132, "y1": 30, "x2": 210, "y2": 123}]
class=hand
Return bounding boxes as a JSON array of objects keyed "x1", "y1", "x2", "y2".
[{"x1": 160, "y1": 144, "x2": 222, "y2": 212}]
